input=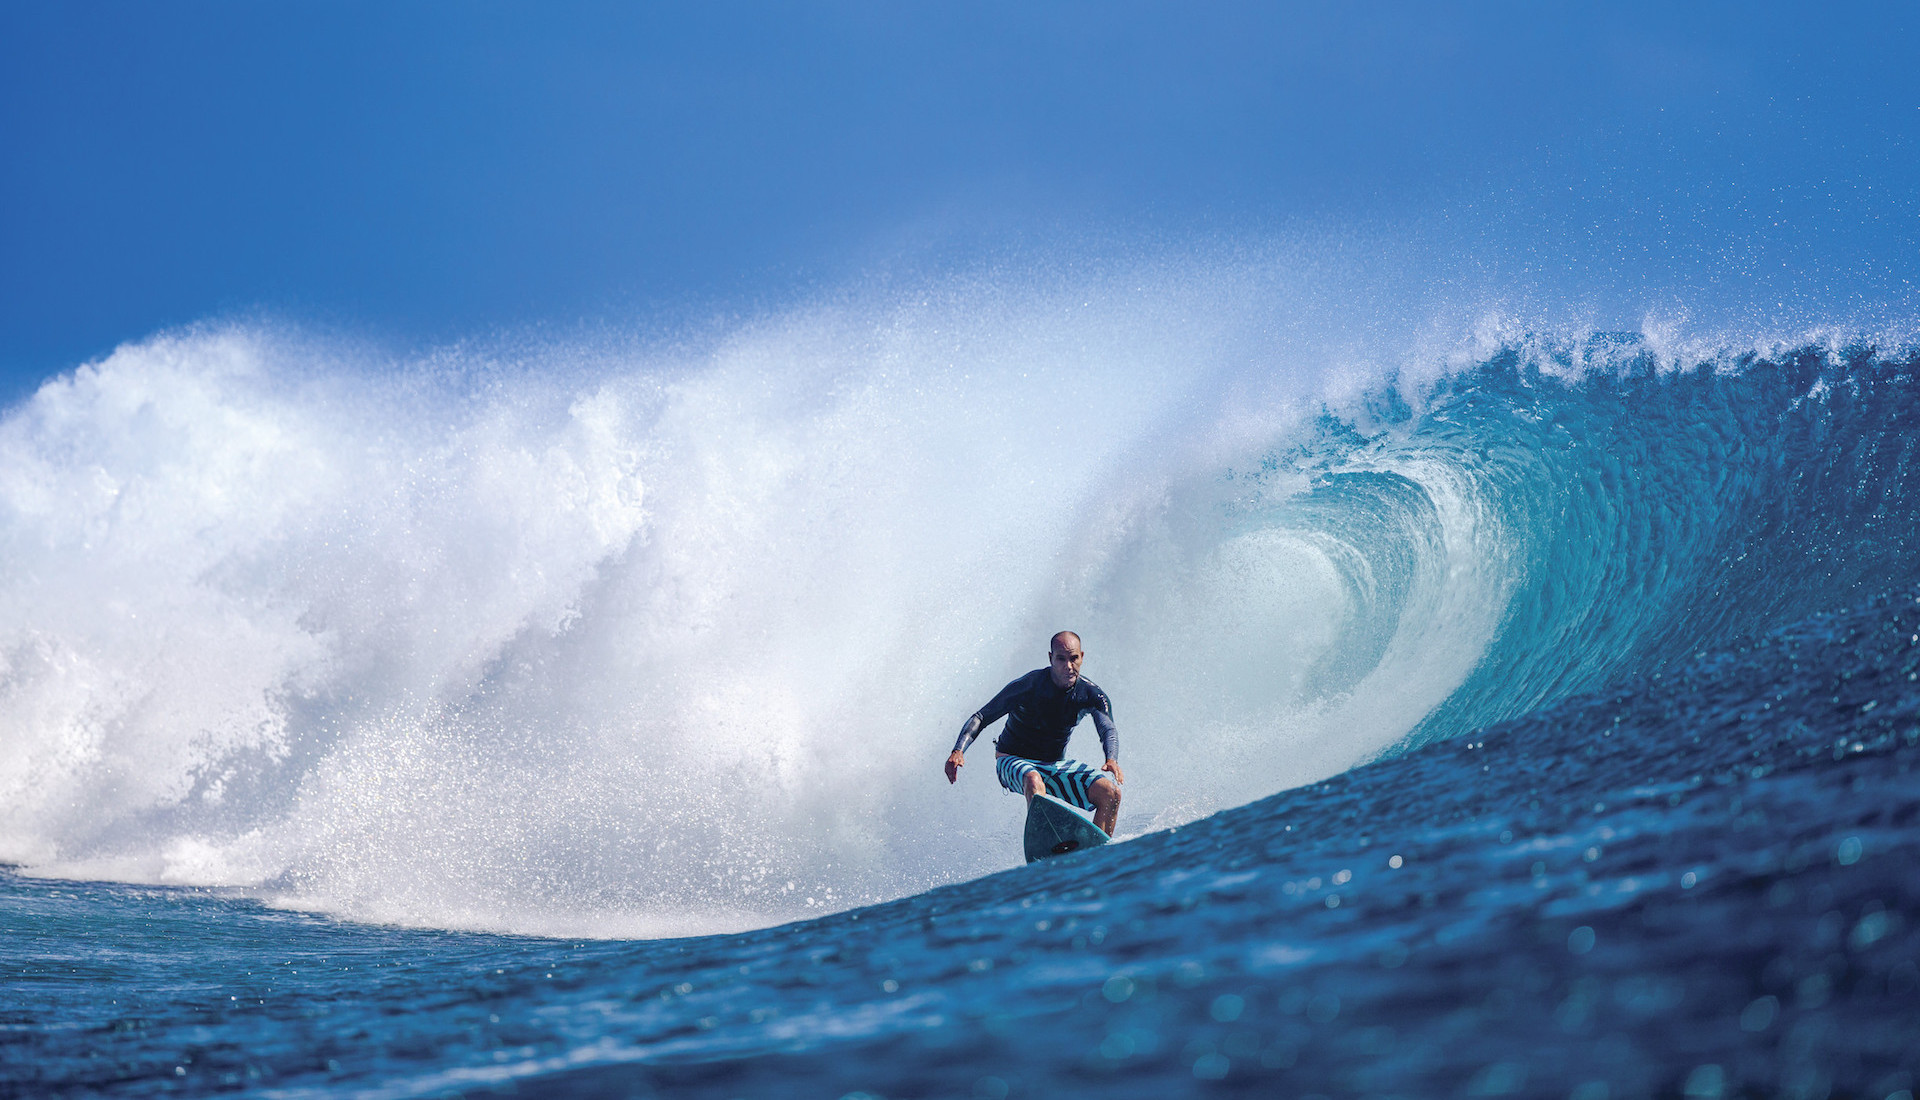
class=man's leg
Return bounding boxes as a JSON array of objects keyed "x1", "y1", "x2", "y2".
[
  {"x1": 998, "y1": 755, "x2": 1046, "y2": 805},
  {"x1": 1088, "y1": 776, "x2": 1122, "y2": 836}
]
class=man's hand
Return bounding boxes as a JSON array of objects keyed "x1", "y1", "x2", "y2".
[
  {"x1": 945, "y1": 750, "x2": 966, "y2": 784},
  {"x1": 1102, "y1": 758, "x2": 1125, "y2": 785}
]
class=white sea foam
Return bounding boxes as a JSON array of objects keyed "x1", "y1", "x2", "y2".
[{"x1": 0, "y1": 259, "x2": 1565, "y2": 937}]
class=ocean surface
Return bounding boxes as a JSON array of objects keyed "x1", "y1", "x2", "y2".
[{"x1": 3, "y1": 294, "x2": 1919, "y2": 1098}]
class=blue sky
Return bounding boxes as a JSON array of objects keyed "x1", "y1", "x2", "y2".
[{"x1": 3, "y1": 2, "x2": 1917, "y2": 401}]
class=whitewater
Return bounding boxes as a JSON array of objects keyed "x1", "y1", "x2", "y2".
[
  {"x1": 0, "y1": 264, "x2": 1549, "y2": 934},
  {"x1": 3, "y1": 260, "x2": 1918, "y2": 1098}
]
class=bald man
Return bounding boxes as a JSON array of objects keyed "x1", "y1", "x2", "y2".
[{"x1": 945, "y1": 631, "x2": 1125, "y2": 836}]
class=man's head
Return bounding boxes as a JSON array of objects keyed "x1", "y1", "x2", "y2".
[{"x1": 1048, "y1": 631, "x2": 1084, "y2": 689}]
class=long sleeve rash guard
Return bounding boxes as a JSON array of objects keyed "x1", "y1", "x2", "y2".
[{"x1": 952, "y1": 669, "x2": 1119, "y2": 763}]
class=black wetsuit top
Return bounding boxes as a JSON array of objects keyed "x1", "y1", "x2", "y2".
[{"x1": 952, "y1": 669, "x2": 1119, "y2": 763}]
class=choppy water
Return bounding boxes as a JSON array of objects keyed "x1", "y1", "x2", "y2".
[{"x1": 3, "y1": 294, "x2": 1919, "y2": 1096}]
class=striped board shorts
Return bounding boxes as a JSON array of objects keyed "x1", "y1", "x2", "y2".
[{"x1": 995, "y1": 754, "x2": 1106, "y2": 812}]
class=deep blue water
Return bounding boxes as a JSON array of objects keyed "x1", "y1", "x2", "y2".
[{"x1": 5, "y1": 342, "x2": 1920, "y2": 1098}]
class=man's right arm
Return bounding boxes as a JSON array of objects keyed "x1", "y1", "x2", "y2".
[
  {"x1": 952, "y1": 712, "x2": 987, "y2": 755},
  {"x1": 953, "y1": 675, "x2": 1023, "y2": 753},
  {"x1": 945, "y1": 714, "x2": 983, "y2": 784},
  {"x1": 945, "y1": 675, "x2": 1025, "y2": 783}
]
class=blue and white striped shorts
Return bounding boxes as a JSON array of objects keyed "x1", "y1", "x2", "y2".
[{"x1": 995, "y1": 755, "x2": 1106, "y2": 812}]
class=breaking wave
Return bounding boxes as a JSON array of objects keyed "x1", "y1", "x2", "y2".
[{"x1": 2, "y1": 262, "x2": 1915, "y2": 937}]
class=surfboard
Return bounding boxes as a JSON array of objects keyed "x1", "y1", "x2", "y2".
[{"x1": 1023, "y1": 792, "x2": 1110, "y2": 864}]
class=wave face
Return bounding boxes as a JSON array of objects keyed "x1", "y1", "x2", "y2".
[
  {"x1": 1, "y1": 278, "x2": 1916, "y2": 937},
  {"x1": 1339, "y1": 340, "x2": 1920, "y2": 744}
]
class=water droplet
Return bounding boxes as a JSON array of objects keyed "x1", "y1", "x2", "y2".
[
  {"x1": 1388, "y1": 854, "x2": 1403, "y2": 869},
  {"x1": 1305, "y1": 992, "x2": 1341, "y2": 1023},
  {"x1": 1739, "y1": 995, "x2": 1778, "y2": 1032},
  {"x1": 1850, "y1": 910, "x2": 1895, "y2": 950},
  {"x1": 1210, "y1": 994, "x2": 1244, "y2": 1022},
  {"x1": 1836, "y1": 836, "x2": 1864, "y2": 865},
  {"x1": 1567, "y1": 926, "x2": 1596, "y2": 955},
  {"x1": 1191, "y1": 1052, "x2": 1230, "y2": 1080},
  {"x1": 1682, "y1": 1063, "x2": 1725, "y2": 1098}
]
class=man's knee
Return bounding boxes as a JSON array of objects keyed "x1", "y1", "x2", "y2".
[
  {"x1": 1023, "y1": 772, "x2": 1045, "y2": 796},
  {"x1": 1091, "y1": 778, "x2": 1121, "y2": 807}
]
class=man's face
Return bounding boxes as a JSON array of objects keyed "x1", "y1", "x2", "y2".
[{"x1": 1049, "y1": 637, "x2": 1084, "y2": 689}]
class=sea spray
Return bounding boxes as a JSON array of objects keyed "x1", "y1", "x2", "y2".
[{"x1": 1, "y1": 268, "x2": 1389, "y2": 934}]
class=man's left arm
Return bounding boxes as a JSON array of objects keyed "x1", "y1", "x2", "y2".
[{"x1": 1089, "y1": 699, "x2": 1124, "y2": 785}]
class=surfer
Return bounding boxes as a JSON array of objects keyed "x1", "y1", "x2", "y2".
[{"x1": 944, "y1": 631, "x2": 1125, "y2": 835}]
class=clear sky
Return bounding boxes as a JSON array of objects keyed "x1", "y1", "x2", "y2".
[{"x1": 4, "y1": 1, "x2": 1917, "y2": 402}]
